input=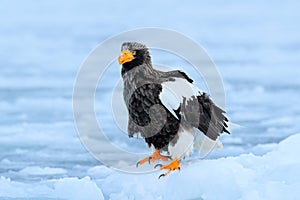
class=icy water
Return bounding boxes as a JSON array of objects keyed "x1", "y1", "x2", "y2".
[{"x1": 1, "y1": 0, "x2": 300, "y2": 199}]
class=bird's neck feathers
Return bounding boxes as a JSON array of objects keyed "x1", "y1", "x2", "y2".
[{"x1": 121, "y1": 50, "x2": 153, "y2": 77}]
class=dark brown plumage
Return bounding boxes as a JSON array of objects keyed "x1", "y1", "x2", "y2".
[{"x1": 118, "y1": 42, "x2": 229, "y2": 175}]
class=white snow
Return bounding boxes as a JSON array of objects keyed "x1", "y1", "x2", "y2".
[
  {"x1": 0, "y1": 134, "x2": 300, "y2": 199},
  {"x1": 92, "y1": 133, "x2": 300, "y2": 200},
  {"x1": 0, "y1": 176, "x2": 104, "y2": 200},
  {"x1": 1, "y1": 134, "x2": 299, "y2": 199}
]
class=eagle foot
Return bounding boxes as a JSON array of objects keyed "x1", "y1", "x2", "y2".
[
  {"x1": 136, "y1": 148, "x2": 170, "y2": 167},
  {"x1": 157, "y1": 158, "x2": 181, "y2": 179}
]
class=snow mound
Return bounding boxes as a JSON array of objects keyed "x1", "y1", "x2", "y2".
[
  {"x1": 50, "y1": 177, "x2": 104, "y2": 200},
  {"x1": 93, "y1": 133, "x2": 300, "y2": 200},
  {"x1": 0, "y1": 176, "x2": 104, "y2": 200}
]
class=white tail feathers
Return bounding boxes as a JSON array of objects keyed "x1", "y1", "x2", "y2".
[
  {"x1": 193, "y1": 129, "x2": 223, "y2": 158},
  {"x1": 227, "y1": 122, "x2": 243, "y2": 133}
]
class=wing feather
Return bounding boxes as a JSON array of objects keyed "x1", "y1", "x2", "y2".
[
  {"x1": 159, "y1": 78, "x2": 201, "y2": 119},
  {"x1": 159, "y1": 75, "x2": 230, "y2": 141}
]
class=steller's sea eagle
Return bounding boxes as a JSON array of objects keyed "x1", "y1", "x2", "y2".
[{"x1": 118, "y1": 42, "x2": 230, "y2": 178}]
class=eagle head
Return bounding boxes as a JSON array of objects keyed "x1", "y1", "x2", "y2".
[{"x1": 118, "y1": 42, "x2": 151, "y2": 69}]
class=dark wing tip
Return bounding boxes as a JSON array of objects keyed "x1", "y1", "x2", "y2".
[
  {"x1": 177, "y1": 71, "x2": 194, "y2": 83},
  {"x1": 223, "y1": 127, "x2": 231, "y2": 134}
]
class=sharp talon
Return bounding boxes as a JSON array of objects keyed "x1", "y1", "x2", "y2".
[
  {"x1": 154, "y1": 164, "x2": 163, "y2": 169},
  {"x1": 157, "y1": 159, "x2": 180, "y2": 178},
  {"x1": 148, "y1": 156, "x2": 152, "y2": 164},
  {"x1": 167, "y1": 156, "x2": 172, "y2": 159},
  {"x1": 136, "y1": 162, "x2": 140, "y2": 167},
  {"x1": 158, "y1": 174, "x2": 165, "y2": 179}
]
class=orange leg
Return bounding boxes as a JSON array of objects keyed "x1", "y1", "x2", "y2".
[
  {"x1": 155, "y1": 158, "x2": 181, "y2": 178},
  {"x1": 136, "y1": 148, "x2": 170, "y2": 167}
]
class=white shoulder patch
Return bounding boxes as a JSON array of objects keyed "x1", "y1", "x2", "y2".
[{"x1": 159, "y1": 78, "x2": 201, "y2": 119}]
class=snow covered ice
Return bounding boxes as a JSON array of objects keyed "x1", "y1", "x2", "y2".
[
  {"x1": 1, "y1": 0, "x2": 300, "y2": 199},
  {"x1": 1, "y1": 134, "x2": 300, "y2": 199}
]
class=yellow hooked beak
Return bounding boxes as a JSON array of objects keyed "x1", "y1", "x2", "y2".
[{"x1": 118, "y1": 50, "x2": 134, "y2": 65}]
